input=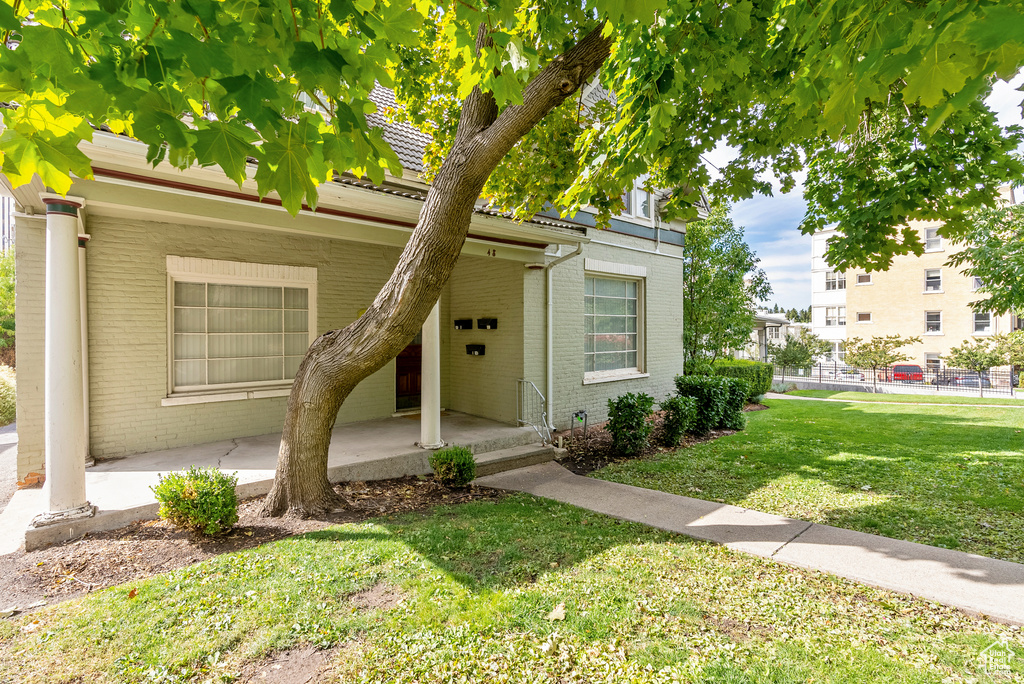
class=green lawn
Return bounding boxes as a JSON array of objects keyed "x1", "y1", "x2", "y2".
[
  {"x1": 790, "y1": 390, "x2": 1024, "y2": 406},
  {"x1": 1, "y1": 495, "x2": 1021, "y2": 683},
  {"x1": 597, "y1": 399, "x2": 1024, "y2": 563}
]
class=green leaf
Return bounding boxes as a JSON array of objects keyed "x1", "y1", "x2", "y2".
[
  {"x1": 902, "y1": 48, "x2": 969, "y2": 108},
  {"x1": 192, "y1": 122, "x2": 260, "y2": 186},
  {"x1": 0, "y1": 2, "x2": 19, "y2": 30},
  {"x1": 0, "y1": 128, "x2": 93, "y2": 195}
]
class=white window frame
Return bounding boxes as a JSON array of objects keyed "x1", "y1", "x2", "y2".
[
  {"x1": 925, "y1": 311, "x2": 942, "y2": 334},
  {"x1": 856, "y1": 273, "x2": 872, "y2": 285},
  {"x1": 825, "y1": 271, "x2": 846, "y2": 291},
  {"x1": 973, "y1": 311, "x2": 994, "y2": 335},
  {"x1": 924, "y1": 353, "x2": 941, "y2": 372},
  {"x1": 583, "y1": 260, "x2": 648, "y2": 384},
  {"x1": 924, "y1": 268, "x2": 942, "y2": 293},
  {"x1": 767, "y1": 326, "x2": 781, "y2": 340},
  {"x1": 972, "y1": 276, "x2": 984, "y2": 292},
  {"x1": 619, "y1": 178, "x2": 654, "y2": 224},
  {"x1": 924, "y1": 227, "x2": 942, "y2": 252},
  {"x1": 164, "y1": 256, "x2": 318, "y2": 405}
]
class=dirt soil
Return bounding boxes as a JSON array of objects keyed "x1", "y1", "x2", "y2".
[
  {"x1": 0, "y1": 477, "x2": 501, "y2": 617},
  {"x1": 555, "y1": 404, "x2": 766, "y2": 476}
]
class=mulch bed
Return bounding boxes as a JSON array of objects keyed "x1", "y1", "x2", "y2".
[
  {"x1": 0, "y1": 477, "x2": 501, "y2": 617},
  {"x1": 554, "y1": 404, "x2": 767, "y2": 476}
]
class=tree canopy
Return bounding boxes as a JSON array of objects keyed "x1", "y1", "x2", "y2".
[{"x1": 2, "y1": 0, "x2": 1023, "y2": 238}]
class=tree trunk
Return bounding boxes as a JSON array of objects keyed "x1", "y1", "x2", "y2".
[{"x1": 260, "y1": 23, "x2": 614, "y2": 517}]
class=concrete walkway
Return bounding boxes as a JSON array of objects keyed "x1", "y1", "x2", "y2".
[
  {"x1": 477, "y1": 462, "x2": 1024, "y2": 626},
  {"x1": 766, "y1": 392, "x2": 1024, "y2": 409}
]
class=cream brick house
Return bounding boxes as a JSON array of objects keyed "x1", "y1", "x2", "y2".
[{"x1": 4, "y1": 114, "x2": 699, "y2": 491}]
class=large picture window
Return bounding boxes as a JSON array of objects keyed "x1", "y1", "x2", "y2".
[
  {"x1": 585, "y1": 275, "x2": 642, "y2": 375},
  {"x1": 168, "y1": 257, "x2": 317, "y2": 394}
]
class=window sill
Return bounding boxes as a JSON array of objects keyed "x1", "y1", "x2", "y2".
[
  {"x1": 923, "y1": 290, "x2": 943, "y2": 294},
  {"x1": 972, "y1": 332, "x2": 994, "y2": 337},
  {"x1": 583, "y1": 370, "x2": 650, "y2": 385},
  {"x1": 162, "y1": 387, "x2": 292, "y2": 406},
  {"x1": 924, "y1": 332, "x2": 944, "y2": 336}
]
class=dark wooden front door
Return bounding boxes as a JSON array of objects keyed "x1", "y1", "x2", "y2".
[{"x1": 395, "y1": 333, "x2": 422, "y2": 410}]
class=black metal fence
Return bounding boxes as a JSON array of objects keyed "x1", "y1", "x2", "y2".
[{"x1": 773, "y1": 362, "x2": 1020, "y2": 397}]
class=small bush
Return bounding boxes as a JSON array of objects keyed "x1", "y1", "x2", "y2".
[
  {"x1": 430, "y1": 446, "x2": 476, "y2": 486},
  {"x1": 606, "y1": 392, "x2": 656, "y2": 457},
  {"x1": 0, "y1": 365, "x2": 14, "y2": 426},
  {"x1": 674, "y1": 375, "x2": 730, "y2": 436},
  {"x1": 752, "y1": 394, "x2": 766, "y2": 404},
  {"x1": 719, "y1": 377, "x2": 750, "y2": 431},
  {"x1": 713, "y1": 359, "x2": 772, "y2": 401},
  {"x1": 685, "y1": 359, "x2": 714, "y2": 377},
  {"x1": 659, "y1": 394, "x2": 697, "y2": 447},
  {"x1": 771, "y1": 381, "x2": 795, "y2": 393},
  {"x1": 151, "y1": 466, "x2": 238, "y2": 535}
]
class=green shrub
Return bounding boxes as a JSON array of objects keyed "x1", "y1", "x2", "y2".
[
  {"x1": 0, "y1": 365, "x2": 14, "y2": 426},
  {"x1": 151, "y1": 466, "x2": 238, "y2": 535},
  {"x1": 674, "y1": 375, "x2": 730, "y2": 436},
  {"x1": 719, "y1": 377, "x2": 750, "y2": 431},
  {"x1": 606, "y1": 392, "x2": 656, "y2": 456},
  {"x1": 685, "y1": 359, "x2": 714, "y2": 376},
  {"x1": 659, "y1": 394, "x2": 697, "y2": 447},
  {"x1": 771, "y1": 381, "x2": 795, "y2": 393},
  {"x1": 713, "y1": 359, "x2": 773, "y2": 401},
  {"x1": 430, "y1": 446, "x2": 476, "y2": 486}
]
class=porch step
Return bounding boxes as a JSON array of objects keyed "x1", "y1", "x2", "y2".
[{"x1": 474, "y1": 444, "x2": 556, "y2": 478}]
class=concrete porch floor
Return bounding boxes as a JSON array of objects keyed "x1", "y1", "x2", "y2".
[{"x1": 0, "y1": 411, "x2": 539, "y2": 554}]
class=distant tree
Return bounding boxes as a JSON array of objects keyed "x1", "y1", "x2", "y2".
[
  {"x1": 948, "y1": 203, "x2": 1024, "y2": 315},
  {"x1": 683, "y1": 205, "x2": 771, "y2": 370},
  {"x1": 945, "y1": 338, "x2": 1005, "y2": 397},
  {"x1": 0, "y1": 249, "x2": 13, "y2": 356},
  {"x1": 844, "y1": 335, "x2": 922, "y2": 393},
  {"x1": 994, "y1": 331, "x2": 1024, "y2": 390},
  {"x1": 769, "y1": 331, "x2": 831, "y2": 380}
]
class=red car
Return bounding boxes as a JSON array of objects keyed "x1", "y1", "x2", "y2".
[{"x1": 887, "y1": 364, "x2": 924, "y2": 382}]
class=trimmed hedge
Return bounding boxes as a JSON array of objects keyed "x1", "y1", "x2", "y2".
[
  {"x1": 151, "y1": 466, "x2": 239, "y2": 535},
  {"x1": 0, "y1": 365, "x2": 14, "y2": 426},
  {"x1": 659, "y1": 394, "x2": 697, "y2": 447},
  {"x1": 674, "y1": 375, "x2": 730, "y2": 436},
  {"x1": 607, "y1": 392, "x2": 656, "y2": 457},
  {"x1": 713, "y1": 359, "x2": 772, "y2": 402},
  {"x1": 430, "y1": 446, "x2": 476, "y2": 486},
  {"x1": 719, "y1": 377, "x2": 750, "y2": 431}
]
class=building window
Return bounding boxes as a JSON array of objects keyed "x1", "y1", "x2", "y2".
[
  {"x1": 830, "y1": 341, "x2": 845, "y2": 363},
  {"x1": 972, "y1": 276, "x2": 984, "y2": 291},
  {"x1": 857, "y1": 312, "x2": 872, "y2": 323},
  {"x1": 825, "y1": 271, "x2": 846, "y2": 290},
  {"x1": 925, "y1": 353, "x2": 941, "y2": 372},
  {"x1": 974, "y1": 312, "x2": 993, "y2": 335},
  {"x1": 925, "y1": 227, "x2": 942, "y2": 251},
  {"x1": 925, "y1": 311, "x2": 942, "y2": 333},
  {"x1": 924, "y1": 269, "x2": 942, "y2": 292},
  {"x1": 767, "y1": 326, "x2": 780, "y2": 340},
  {"x1": 856, "y1": 273, "x2": 872, "y2": 285},
  {"x1": 621, "y1": 182, "x2": 652, "y2": 220},
  {"x1": 168, "y1": 258, "x2": 316, "y2": 394},
  {"x1": 825, "y1": 307, "x2": 846, "y2": 327},
  {"x1": 585, "y1": 276, "x2": 642, "y2": 375}
]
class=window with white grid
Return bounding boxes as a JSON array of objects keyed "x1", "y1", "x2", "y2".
[
  {"x1": 168, "y1": 258, "x2": 317, "y2": 393},
  {"x1": 585, "y1": 276, "x2": 642, "y2": 374}
]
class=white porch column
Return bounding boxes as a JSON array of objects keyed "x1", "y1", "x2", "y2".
[
  {"x1": 419, "y1": 300, "x2": 444, "y2": 449},
  {"x1": 32, "y1": 195, "x2": 95, "y2": 528}
]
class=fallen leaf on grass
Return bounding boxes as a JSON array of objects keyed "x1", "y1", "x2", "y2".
[
  {"x1": 127, "y1": 589, "x2": 138, "y2": 599},
  {"x1": 546, "y1": 603, "x2": 566, "y2": 621}
]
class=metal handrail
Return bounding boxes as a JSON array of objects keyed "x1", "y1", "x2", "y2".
[{"x1": 516, "y1": 378, "x2": 552, "y2": 444}]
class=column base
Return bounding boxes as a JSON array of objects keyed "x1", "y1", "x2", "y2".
[
  {"x1": 30, "y1": 502, "x2": 97, "y2": 529},
  {"x1": 417, "y1": 440, "x2": 445, "y2": 450}
]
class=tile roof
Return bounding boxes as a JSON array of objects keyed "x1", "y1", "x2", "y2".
[{"x1": 366, "y1": 86, "x2": 432, "y2": 174}]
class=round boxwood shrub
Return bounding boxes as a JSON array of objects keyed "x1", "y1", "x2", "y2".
[
  {"x1": 606, "y1": 392, "x2": 656, "y2": 456},
  {"x1": 713, "y1": 359, "x2": 772, "y2": 402},
  {"x1": 659, "y1": 394, "x2": 697, "y2": 447},
  {"x1": 674, "y1": 374, "x2": 730, "y2": 437},
  {"x1": 151, "y1": 466, "x2": 239, "y2": 535},
  {"x1": 430, "y1": 445, "x2": 476, "y2": 486},
  {"x1": 719, "y1": 377, "x2": 751, "y2": 431}
]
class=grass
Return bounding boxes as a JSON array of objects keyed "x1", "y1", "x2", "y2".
[
  {"x1": 1, "y1": 495, "x2": 1021, "y2": 683},
  {"x1": 597, "y1": 398, "x2": 1024, "y2": 563},
  {"x1": 790, "y1": 390, "x2": 1024, "y2": 406}
]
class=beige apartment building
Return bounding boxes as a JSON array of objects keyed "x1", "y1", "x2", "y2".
[{"x1": 844, "y1": 217, "x2": 1017, "y2": 371}]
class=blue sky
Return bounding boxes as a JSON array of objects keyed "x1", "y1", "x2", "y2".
[{"x1": 705, "y1": 74, "x2": 1024, "y2": 310}]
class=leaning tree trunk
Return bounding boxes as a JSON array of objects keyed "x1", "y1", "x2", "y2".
[{"x1": 260, "y1": 23, "x2": 614, "y2": 517}]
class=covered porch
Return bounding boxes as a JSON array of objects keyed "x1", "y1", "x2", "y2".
[{"x1": 0, "y1": 411, "x2": 545, "y2": 554}]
